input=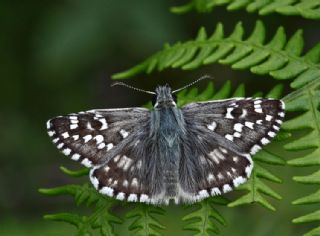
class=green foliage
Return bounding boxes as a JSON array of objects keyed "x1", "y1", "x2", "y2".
[
  {"x1": 112, "y1": 21, "x2": 320, "y2": 85},
  {"x1": 282, "y1": 78, "x2": 320, "y2": 236},
  {"x1": 42, "y1": 13, "x2": 320, "y2": 234},
  {"x1": 183, "y1": 197, "x2": 228, "y2": 235},
  {"x1": 111, "y1": 19, "x2": 320, "y2": 235},
  {"x1": 39, "y1": 166, "x2": 122, "y2": 236},
  {"x1": 170, "y1": 0, "x2": 320, "y2": 20},
  {"x1": 126, "y1": 204, "x2": 165, "y2": 236}
]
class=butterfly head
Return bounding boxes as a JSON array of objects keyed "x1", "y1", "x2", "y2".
[{"x1": 152, "y1": 84, "x2": 177, "y2": 109}]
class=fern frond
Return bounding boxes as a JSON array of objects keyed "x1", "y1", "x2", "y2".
[
  {"x1": 183, "y1": 197, "x2": 228, "y2": 235},
  {"x1": 170, "y1": 0, "x2": 320, "y2": 20},
  {"x1": 112, "y1": 21, "x2": 320, "y2": 86},
  {"x1": 39, "y1": 167, "x2": 122, "y2": 236},
  {"x1": 282, "y1": 78, "x2": 320, "y2": 235},
  {"x1": 126, "y1": 204, "x2": 165, "y2": 236}
]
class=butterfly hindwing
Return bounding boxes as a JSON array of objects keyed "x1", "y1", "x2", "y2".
[{"x1": 46, "y1": 108, "x2": 150, "y2": 167}]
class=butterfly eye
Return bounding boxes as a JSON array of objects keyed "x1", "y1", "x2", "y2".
[
  {"x1": 152, "y1": 94, "x2": 158, "y2": 106},
  {"x1": 172, "y1": 94, "x2": 177, "y2": 103}
]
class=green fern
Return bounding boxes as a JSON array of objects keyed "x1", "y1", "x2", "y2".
[
  {"x1": 112, "y1": 20, "x2": 320, "y2": 87},
  {"x1": 182, "y1": 197, "x2": 229, "y2": 235},
  {"x1": 126, "y1": 204, "x2": 165, "y2": 236},
  {"x1": 282, "y1": 78, "x2": 320, "y2": 236},
  {"x1": 39, "y1": 166, "x2": 122, "y2": 236},
  {"x1": 170, "y1": 0, "x2": 320, "y2": 20}
]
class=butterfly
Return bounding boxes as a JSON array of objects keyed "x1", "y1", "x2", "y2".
[{"x1": 46, "y1": 78, "x2": 285, "y2": 204}]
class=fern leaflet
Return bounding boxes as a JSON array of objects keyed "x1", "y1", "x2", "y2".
[
  {"x1": 183, "y1": 197, "x2": 228, "y2": 235},
  {"x1": 126, "y1": 204, "x2": 165, "y2": 236},
  {"x1": 282, "y1": 78, "x2": 320, "y2": 236},
  {"x1": 170, "y1": 0, "x2": 320, "y2": 20},
  {"x1": 39, "y1": 166, "x2": 122, "y2": 236},
  {"x1": 112, "y1": 20, "x2": 320, "y2": 89}
]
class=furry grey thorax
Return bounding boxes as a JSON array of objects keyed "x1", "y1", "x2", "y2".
[{"x1": 150, "y1": 85, "x2": 186, "y2": 199}]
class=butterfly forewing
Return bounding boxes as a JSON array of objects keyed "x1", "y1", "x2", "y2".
[{"x1": 46, "y1": 108, "x2": 150, "y2": 167}]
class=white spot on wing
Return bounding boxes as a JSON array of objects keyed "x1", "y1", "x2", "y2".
[
  {"x1": 223, "y1": 184, "x2": 232, "y2": 193},
  {"x1": 70, "y1": 124, "x2": 78, "y2": 130},
  {"x1": 198, "y1": 190, "x2": 209, "y2": 199},
  {"x1": 94, "y1": 135, "x2": 104, "y2": 144},
  {"x1": 207, "y1": 174, "x2": 215, "y2": 182},
  {"x1": 140, "y1": 194, "x2": 149, "y2": 203},
  {"x1": 225, "y1": 107, "x2": 234, "y2": 119},
  {"x1": 113, "y1": 155, "x2": 120, "y2": 162},
  {"x1": 207, "y1": 121, "x2": 217, "y2": 131},
  {"x1": 120, "y1": 129, "x2": 129, "y2": 138},
  {"x1": 46, "y1": 120, "x2": 51, "y2": 129},
  {"x1": 97, "y1": 142, "x2": 106, "y2": 149},
  {"x1": 233, "y1": 176, "x2": 246, "y2": 187},
  {"x1": 240, "y1": 109, "x2": 247, "y2": 118},
  {"x1": 268, "y1": 131, "x2": 276, "y2": 138},
  {"x1": 72, "y1": 135, "x2": 79, "y2": 140},
  {"x1": 48, "y1": 131, "x2": 55, "y2": 137},
  {"x1": 273, "y1": 125, "x2": 280, "y2": 131},
  {"x1": 250, "y1": 144, "x2": 261, "y2": 154},
  {"x1": 225, "y1": 134, "x2": 234, "y2": 141},
  {"x1": 62, "y1": 148, "x2": 71, "y2": 156},
  {"x1": 81, "y1": 158, "x2": 92, "y2": 167},
  {"x1": 83, "y1": 135, "x2": 92, "y2": 143},
  {"x1": 107, "y1": 143, "x2": 113, "y2": 151},
  {"x1": 86, "y1": 122, "x2": 94, "y2": 130},
  {"x1": 261, "y1": 137, "x2": 270, "y2": 145},
  {"x1": 99, "y1": 118, "x2": 108, "y2": 130},
  {"x1": 234, "y1": 123, "x2": 243, "y2": 132},
  {"x1": 233, "y1": 132, "x2": 241, "y2": 138},
  {"x1": 265, "y1": 115, "x2": 273, "y2": 121},
  {"x1": 71, "y1": 153, "x2": 80, "y2": 161},
  {"x1": 100, "y1": 186, "x2": 114, "y2": 197},
  {"x1": 117, "y1": 156, "x2": 133, "y2": 171},
  {"x1": 131, "y1": 178, "x2": 138, "y2": 187},
  {"x1": 116, "y1": 192, "x2": 125, "y2": 200},
  {"x1": 245, "y1": 121, "x2": 254, "y2": 129},
  {"x1": 211, "y1": 188, "x2": 221, "y2": 196},
  {"x1": 61, "y1": 132, "x2": 69, "y2": 139},
  {"x1": 57, "y1": 143, "x2": 64, "y2": 149},
  {"x1": 128, "y1": 194, "x2": 138, "y2": 202},
  {"x1": 123, "y1": 180, "x2": 129, "y2": 187}
]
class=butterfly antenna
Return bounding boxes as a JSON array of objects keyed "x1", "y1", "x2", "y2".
[
  {"x1": 111, "y1": 82, "x2": 155, "y2": 95},
  {"x1": 172, "y1": 75, "x2": 213, "y2": 94}
]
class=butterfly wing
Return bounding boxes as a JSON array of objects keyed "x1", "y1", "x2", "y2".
[
  {"x1": 47, "y1": 108, "x2": 164, "y2": 203},
  {"x1": 179, "y1": 98, "x2": 285, "y2": 202}
]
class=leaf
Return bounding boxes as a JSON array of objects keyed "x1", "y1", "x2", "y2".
[
  {"x1": 182, "y1": 197, "x2": 229, "y2": 235},
  {"x1": 112, "y1": 21, "x2": 320, "y2": 90},
  {"x1": 40, "y1": 168, "x2": 122, "y2": 236},
  {"x1": 170, "y1": 0, "x2": 320, "y2": 20},
  {"x1": 282, "y1": 75, "x2": 320, "y2": 235},
  {"x1": 126, "y1": 204, "x2": 165, "y2": 236}
]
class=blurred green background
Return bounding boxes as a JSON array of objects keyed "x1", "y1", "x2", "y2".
[{"x1": 1, "y1": 0, "x2": 319, "y2": 235}]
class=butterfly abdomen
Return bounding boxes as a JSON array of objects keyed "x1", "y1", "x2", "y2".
[{"x1": 150, "y1": 107, "x2": 186, "y2": 202}]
